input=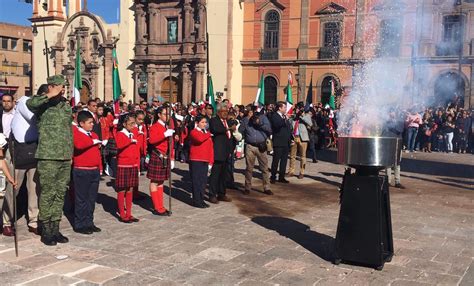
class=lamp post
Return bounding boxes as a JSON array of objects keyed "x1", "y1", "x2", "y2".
[{"x1": 32, "y1": 23, "x2": 52, "y2": 78}]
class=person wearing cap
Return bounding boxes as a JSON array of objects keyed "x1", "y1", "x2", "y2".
[{"x1": 26, "y1": 74, "x2": 73, "y2": 246}]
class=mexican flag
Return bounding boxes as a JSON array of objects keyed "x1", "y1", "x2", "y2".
[
  {"x1": 329, "y1": 79, "x2": 336, "y2": 110},
  {"x1": 286, "y1": 71, "x2": 294, "y2": 115},
  {"x1": 254, "y1": 71, "x2": 265, "y2": 111},
  {"x1": 112, "y1": 48, "x2": 122, "y2": 116},
  {"x1": 71, "y1": 38, "x2": 82, "y2": 107},
  {"x1": 208, "y1": 74, "x2": 216, "y2": 115}
]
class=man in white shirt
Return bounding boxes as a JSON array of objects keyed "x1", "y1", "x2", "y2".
[
  {"x1": 2, "y1": 86, "x2": 44, "y2": 236},
  {"x1": 1, "y1": 94, "x2": 15, "y2": 137}
]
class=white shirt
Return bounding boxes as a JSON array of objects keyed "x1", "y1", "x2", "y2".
[
  {"x1": 11, "y1": 96, "x2": 38, "y2": 143},
  {"x1": 2, "y1": 108, "x2": 16, "y2": 139}
]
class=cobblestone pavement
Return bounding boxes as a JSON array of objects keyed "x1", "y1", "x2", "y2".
[{"x1": 0, "y1": 151, "x2": 472, "y2": 285}]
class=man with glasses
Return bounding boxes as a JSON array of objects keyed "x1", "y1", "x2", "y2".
[{"x1": 27, "y1": 75, "x2": 73, "y2": 246}]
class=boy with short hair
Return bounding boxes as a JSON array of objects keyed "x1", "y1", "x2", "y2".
[{"x1": 72, "y1": 111, "x2": 102, "y2": 234}]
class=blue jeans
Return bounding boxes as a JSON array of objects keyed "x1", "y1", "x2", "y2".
[{"x1": 407, "y1": 127, "x2": 418, "y2": 152}]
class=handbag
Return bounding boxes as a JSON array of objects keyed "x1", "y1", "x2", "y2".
[
  {"x1": 265, "y1": 138, "x2": 273, "y2": 152},
  {"x1": 13, "y1": 139, "x2": 38, "y2": 169}
]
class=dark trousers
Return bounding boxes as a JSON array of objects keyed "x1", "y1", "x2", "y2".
[
  {"x1": 226, "y1": 154, "x2": 236, "y2": 188},
  {"x1": 209, "y1": 160, "x2": 227, "y2": 198},
  {"x1": 308, "y1": 134, "x2": 318, "y2": 160},
  {"x1": 190, "y1": 161, "x2": 208, "y2": 204},
  {"x1": 73, "y1": 168, "x2": 100, "y2": 229},
  {"x1": 271, "y1": 146, "x2": 289, "y2": 180}
]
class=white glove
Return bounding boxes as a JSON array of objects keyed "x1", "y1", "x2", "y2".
[
  {"x1": 164, "y1": 129, "x2": 175, "y2": 137},
  {"x1": 92, "y1": 139, "x2": 102, "y2": 145},
  {"x1": 170, "y1": 160, "x2": 175, "y2": 170},
  {"x1": 145, "y1": 156, "x2": 150, "y2": 164},
  {"x1": 101, "y1": 139, "x2": 108, "y2": 146},
  {"x1": 208, "y1": 164, "x2": 212, "y2": 172},
  {"x1": 139, "y1": 131, "x2": 144, "y2": 135},
  {"x1": 113, "y1": 118, "x2": 119, "y2": 125},
  {"x1": 131, "y1": 139, "x2": 137, "y2": 143}
]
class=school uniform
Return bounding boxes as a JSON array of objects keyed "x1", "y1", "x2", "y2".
[
  {"x1": 189, "y1": 127, "x2": 214, "y2": 207},
  {"x1": 72, "y1": 127, "x2": 102, "y2": 230},
  {"x1": 147, "y1": 119, "x2": 174, "y2": 213},
  {"x1": 133, "y1": 124, "x2": 148, "y2": 172},
  {"x1": 115, "y1": 128, "x2": 140, "y2": 221}
]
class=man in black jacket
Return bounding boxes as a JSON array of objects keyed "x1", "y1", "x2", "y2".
[
  {"x1": 269, "y1": 101, "x2": 292, "y2": 184},
  {"x1": 209, "y1": 103, "x2": 234, "y2": 203}
]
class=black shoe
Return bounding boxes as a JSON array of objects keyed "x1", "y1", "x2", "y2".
[
  {"x1": 278, "y1": 178, "x2": 290, "y2": 184},
  {"x1": 270, "y1": 178, "x2": 276, "y2": 184},
  {"x1": 128, "y1": 216, "x2": 140, "y2": 222},
  {"x1": 152, "y1": 209, "x2": 170, "y2": 216},
  {"x1": 263, "y1": 190, "x2": 273, "y2": 195},
  {"x1": 194, "y1": 202, "x2": 206, "y2": 208},
  {"x1": 202, "y1": 202, "x2": 210, "y2": 208},
  {"x1": 74, "y1": 227, "x2": 93, "y2": 235},
  {"x1": 52, "y1": 221, "x2": 69, "y2": 243},
  {"x1": 394, "y1": 183, "x2": 406, "y2": 189},
  {"x1": 40, "y1": 221, "x2": 57, "y2": 246},
  {"x1": 41, "y1": 235, "x2": 57, "y2": 246},
  {"x1": 119, "y1": 217, "x2": 132, "y2": 223},
  {"x1": 90, "y1": 225, "x2": 102, "y2": 232},
  {"x1": 242, "y1": 189, "x2": 250, "y2": 195},
  {"x1": 313, "y1": 159, "x2": 318, "y2": 163}
]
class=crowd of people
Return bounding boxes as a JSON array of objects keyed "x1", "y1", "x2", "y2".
[{"x1": 0, "y1": 74, "x2": 472, "y2": 247}]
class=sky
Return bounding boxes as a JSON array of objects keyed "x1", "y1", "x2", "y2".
[{"x1": 0, "y1": 0, "x2": 120, "y2": 27}]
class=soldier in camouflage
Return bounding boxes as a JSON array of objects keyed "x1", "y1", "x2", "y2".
[{"x1": 26, "y1": 75, "x2": 73, "y2": 246}]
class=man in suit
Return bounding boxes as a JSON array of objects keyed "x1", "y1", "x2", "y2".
[
  {"x1": 269, "y1": 101, "x2": 292, "y2": 184},
  {"x1": 209, "y1": 103, "x2": 234, "y2": 203}
]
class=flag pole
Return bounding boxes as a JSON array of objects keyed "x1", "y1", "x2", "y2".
[{"x1": 167, "y1": 56, "x2": 173, "y2": 215}]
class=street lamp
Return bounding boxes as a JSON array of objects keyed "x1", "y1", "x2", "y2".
[{"x1": 32, "y1": 23, "x2": 52, "y2": 77}]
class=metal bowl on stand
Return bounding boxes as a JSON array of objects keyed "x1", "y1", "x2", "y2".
[{"x1": 337, "y1": 136, "x2": 402, "y2": 168}]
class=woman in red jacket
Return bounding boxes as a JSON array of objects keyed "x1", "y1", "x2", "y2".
[
  {"x1": 189, "y1": 115, "x2": 214, "y2": 208},
  {"x1": 115, "y1": 113, "x2": 140, "y2": 223},
  {"x1": 147, "y1": 106, "x2": 174, "y2": 216}
]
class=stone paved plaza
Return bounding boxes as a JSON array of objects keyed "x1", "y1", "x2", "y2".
[{"x1": 0, "y1": 151, "x2": 472, "y2": 285}]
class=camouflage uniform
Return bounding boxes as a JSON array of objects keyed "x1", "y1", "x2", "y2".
[{"x1": 26, "y1": 75, "x2": 72, "y2": 244}]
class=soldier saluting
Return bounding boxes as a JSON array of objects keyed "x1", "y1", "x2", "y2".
[{"x1": 26, "y1": 75, "x2": 73, "y2": 246}]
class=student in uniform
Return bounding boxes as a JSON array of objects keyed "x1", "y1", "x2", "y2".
[
  {"x1": 189, "y1": 115, "x2": 213, "y2": 208},
  {"x1": 132, "y1": 110, "x2": 148, "y2": 200},
  {"x1": 147, "y1": 106, "x2": 174, "y2": 216},
  {"x1": 72, "y1": 111, "x2": 102, "y2": 234},
  {"x1": 115, "y1": 113, "x2": 140, "y2": 223}
]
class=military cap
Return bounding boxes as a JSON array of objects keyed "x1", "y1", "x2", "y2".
[{"x1": 47, "y1": 75, "x2": 66, "y2": 85}]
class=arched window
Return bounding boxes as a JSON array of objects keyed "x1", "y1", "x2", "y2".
[
  {"x1": 264, "y1": 10, "x2": 280, "y2": 50},
  {"x1": 264, "y1": 76, "x2": 278, "y2": 104}
]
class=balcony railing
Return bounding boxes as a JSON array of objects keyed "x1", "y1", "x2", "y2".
[
  {"x1": 318, "y1": 46, "x2": 340, "y2": 59},
  {"x1": 435, "y1": 42, "x2": 462, "y2": 56},
  {"x1": 259, "y1": 48, "x2": 279, "y2": 60}
]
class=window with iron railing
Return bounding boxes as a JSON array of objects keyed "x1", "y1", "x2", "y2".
[
  {"x1": 377, "y1": 19, "x2": 401, "y2": 57},
  {"x1": 320, "y1": 22, "x2": 341, "y2": 59},
  {"x1": 261, "y1": 10, "x2": 279, "y2": 60},
  {"x1": 436, "y1": 15, "x2": 462, "y2": 56}
]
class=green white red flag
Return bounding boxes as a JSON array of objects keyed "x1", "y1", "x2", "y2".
[
  {"x1": 329, "y1": 79, "x2": 336, "y2": 110},
  {"x1": 254, "y1": 71, "x2": 265, "y2": 111},
  {"x1": 112, "y1": 48, "x2": 122, "y2": 116},
  {"x1": 71, "y1": 38, "x2": 82, "y2": 107},
  {"x1": 286, "y1": 71, "x2": 294, "y2": 115}
]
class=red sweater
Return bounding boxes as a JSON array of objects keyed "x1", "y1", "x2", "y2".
[
  {"x1": 73, "y1": 127, "x2": 102, "y2": 170},
  {"x1": 149, "y1": 121, "x2": 174, "y2": 159},
  {"x1": 133, "y1": 125, "x2": 148, "y2": 157},
  {"x1": 100, "y1": 114, "x2": 114, "y2": 140},
  {"x1": 189, "y1": 128, "x2": 214, "y2": 165},
  {"x1": 115, "y1": 129, "x2": 140, "y2": 167}
]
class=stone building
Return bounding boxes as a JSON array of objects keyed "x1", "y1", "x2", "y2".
[
  {"x1": 30, "y1": 0, "x2": 135, "y2": 102},
  {"x1": 132, "y1": 0, "x2": 208, "y2": 103},
  {"x1": 241, "y1": 0, "x2": 473, "y2": 109},
  {"x1": 0, "y1": 22, "x2": 32, "y2": 98}
]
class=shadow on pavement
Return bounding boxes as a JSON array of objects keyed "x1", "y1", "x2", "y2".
[
  {"x1": 316, "y1": 149, "x2": 474, "y2": 179},
  {"x1": 96, "y1": 193, "x2": 120, "y2": 219},
  {"x1": 252, "y1": 216, "x2": 335, "y2": 262}
]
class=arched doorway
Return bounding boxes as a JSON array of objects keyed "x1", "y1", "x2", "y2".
[
  {"x1": 264, "y1": 76, "x2": 278, "y2": 104},
  {"x1": 161, "y1": 77, "x2": 181, "y2": 103},
  {"x1": 321, "y1": 76, "x2": 339, "y2": 106},
  {"x1": 434, "y1": 72, "x2": 465, "y2": 107},
  {"x1": 80, "y1": 80, "x2": 90, "y2": 103}
]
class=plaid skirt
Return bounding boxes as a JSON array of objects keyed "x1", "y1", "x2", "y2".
[
  {"x1": 147, "y1": 152, "x2": 169, "y2": 182},
  {"x1": 115, "y1": 166, "x2": 139, "y2": 191}
]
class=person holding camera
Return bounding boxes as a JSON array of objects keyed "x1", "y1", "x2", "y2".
[
  {"x1": 288, "y1": 103, "x2": 313, "y2": 179},
  {"x1": 239, "y1": 108, "x2": 273, "y2": 195}
]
